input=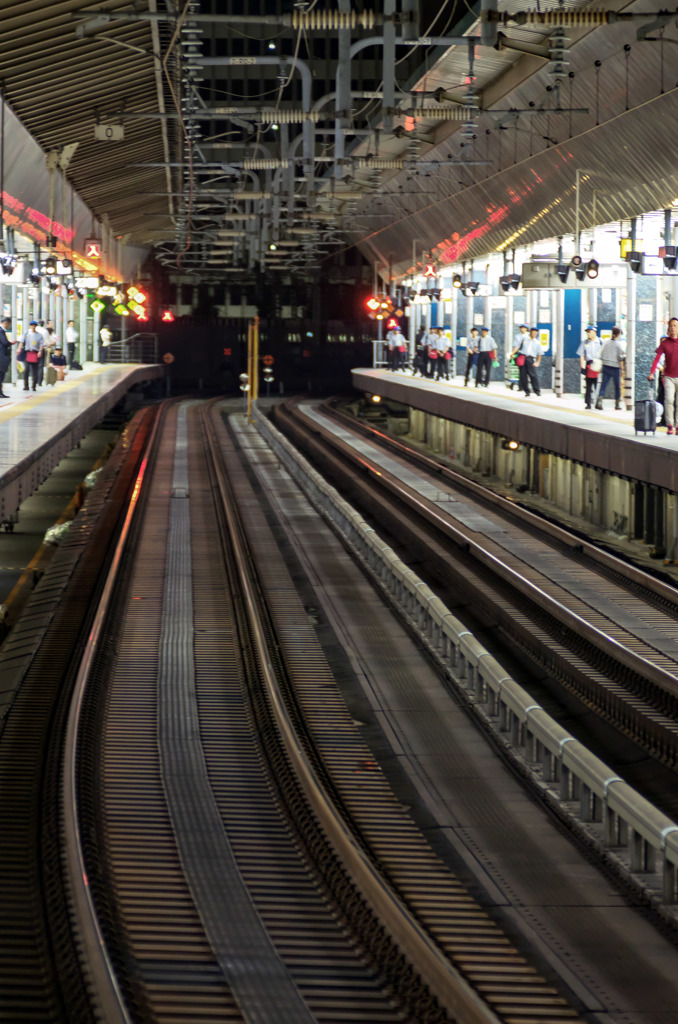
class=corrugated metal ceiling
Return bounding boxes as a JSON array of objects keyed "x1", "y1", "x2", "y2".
[{"x1": 1, "y1": 1, "x2": 676, "y2": 276}]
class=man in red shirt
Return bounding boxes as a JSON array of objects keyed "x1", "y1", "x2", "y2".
[{"x1": 649, "y1": 318, "x2": 678, "y2": 435}]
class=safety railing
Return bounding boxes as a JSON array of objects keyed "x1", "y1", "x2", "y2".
[
  {"x1": 253, "y1": 404, "x2": 678, "y2": 914},
  {"x1": 105, "y1": 333, "x2": 158, "y2": 364}
]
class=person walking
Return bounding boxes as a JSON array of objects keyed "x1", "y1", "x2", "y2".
[
  {"x1": 648, "y1": 318, "x2": 678, "y2": 435},
  {"x1": 475, "y1": 326, "x2": 495, "y2": 387},
  {"x1": 595, "y1": 327, "x2": 625, "y2": 410},
  {"x1": 17, "y1": 321, "x2": 44, "y2": 391},
  {"x1": 579, "y1": 325, "x2": 602, "y2": 409},
  {"x1": 0, "y1": 317, "x2": 16, "y2": 398},
  {"x1": 463, "y1": 327, "x2": 479, "y2": 386}
]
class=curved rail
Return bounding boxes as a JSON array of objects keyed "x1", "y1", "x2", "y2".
[
  {"x1": 60, "y1": 407, "x2": 162, "y2": 1023},
  {"x1": 203, "y1": 403, "x2": 503, "y2": 1024},
  {"x1": 264, "y1": 400, "x2": 678, "y2": 913}
]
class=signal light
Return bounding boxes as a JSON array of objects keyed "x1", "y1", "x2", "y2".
[
  {"x1": 586, "y1": 259, "x2": 599, "y2": 279},
  {"x1": 452, "y1": 274, "x2": 462, "y2": 288},
  {"x1": 501, "y1": 438, "x2": 520, "y2": 451},
  {"x1": 162, "y1": 309, "x2": 175, "y2": 322},
  {"x1": 90, "y1": 299, "x2": 105, "y2": 312},
  {"x1": 366, "y1": 296, "x2": 381, "y2": 311},
  {"x1": 571, "y1": 254, "x2": 583, "y2": 267},
  {"x1": 44, "y1": 253, "x2": 57, "y2": 274},
  {"x1": 239, "y1": 372, "x2": 249, "y2": 392}
]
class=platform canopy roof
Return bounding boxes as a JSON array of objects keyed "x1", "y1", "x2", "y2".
[{"x1": 1, "y1": 1, "x2": 676, "y2": 281}]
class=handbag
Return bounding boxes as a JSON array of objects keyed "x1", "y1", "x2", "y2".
[
  {"x1": 591, "y1": 358, "x2": 603, "y2": 372},
  {"x1": 26, "y1": 351, "x2": 39, "y2": 364},
  {"x1": 515, "y1": 354, "x2": 526, "y2": 366}
]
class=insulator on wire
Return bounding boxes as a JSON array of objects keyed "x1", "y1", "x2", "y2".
[
  {"x1": 410, "y1": 106, "x2": 470, "y2": 121},
  {"x1": 356, "y1": 157, "x2": 405, "y2": 169},
  {"x1": 519, "y1": 8, "x2": 609, "y2": 26},
  {"x1": 256, "y1": 109, "x2": 319, "y2": 123},
  {"x1": 291, "y1": 10, "x2": 377, "y2": 30},
  {"x1": 243, "y1": 159, "x2": 291, "y2": 169}
]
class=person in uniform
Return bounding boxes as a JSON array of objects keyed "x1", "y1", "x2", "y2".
[
  {"x1": 475, "y1": 326, "x2": 495, "y2": 387},
  {"x1": 464, "y1": 328, "x2": 479, "y2": 386},
  {"x1": 520, "y1": 327, "x2": 542, "y2": 396}
]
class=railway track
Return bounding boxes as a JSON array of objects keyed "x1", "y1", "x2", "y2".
[
  {"x1": 273, "y1": 398, "x2": 678, "y2": 807},
  {"x1": 0, "y1": 397, "x2": 595, "y2": 1022}
]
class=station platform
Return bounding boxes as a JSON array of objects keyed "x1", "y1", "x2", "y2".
[
  {"x1": 0, "y1": 362, "x2": 164, "y2": 527},
  {"x1": 352, "y1": 368, "x2": 678, "y2": 493}
]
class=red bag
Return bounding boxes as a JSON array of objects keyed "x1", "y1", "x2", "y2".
[
  {"x1": 26, "y1": 351, "x2": 39, "y2": 363},
  {"x1": 515, "y1": 354, "x2": 526, "y2": 366},
  {"x1": 428, "y1": 347, "x2": 438, "y2": 359}
]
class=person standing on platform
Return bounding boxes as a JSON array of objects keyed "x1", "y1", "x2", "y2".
[
  {"x1": 431, "y1": 328, "x2": 447, "y2": 380},
  {"x1": 579, "y1": 325, "x2": 602, "y2": 409},
  {"x1": 519, "y1": 327, "x2": 542, "y2": 396},
  {"x1": 424, "y1": 325, "x2": 439, "y2": 378},
  {"x1": 0, "y1": 318, "x2": 16, "y2": 399},
  {"x1": 595, "y1": 327, "x2": 625, "y2": 410},
  {"x1": 464, "y1": 327, "x2": 479, "y2": 386},
  {"x1": 510, "y1": 323, "x2": 532, "y2": 391},
  {"x1": 475, "y1": 326, "x2": 495, "y2": 387},
  {"x1": 17, "y1": 321, "x2": 44, "y2": 392},
  {"x1": 387, "y1": 326, "x2": 407, "y2": 371},
  {"x1": 648, "y1": 318, "x2": 678, "y2": 435},
  {"x1": 437, "y1": 331, "x2": 453, "y2": 380},
  {"x1": 65, "y1": 320, "x2": 78, "y2": 368},
  {"x1": 100, "y1": 324, "x2": 113, "y2": 363}
]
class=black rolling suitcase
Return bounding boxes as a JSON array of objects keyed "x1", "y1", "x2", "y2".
[{"x1": 635, "y1": 387, "x2": 657, "y2": 435}]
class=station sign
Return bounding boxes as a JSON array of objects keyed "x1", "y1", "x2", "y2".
[
  {"x1": 521, "y1": 262, "x2": 627, "y2": 290},
  {"x1": 640, "y1": 255, "x2": 678, "y2": 276}
]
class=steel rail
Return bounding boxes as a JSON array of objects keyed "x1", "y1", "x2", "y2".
[
  {"x1": 202, "y1": 404, "x2": 503, "y2": 1024},
  {"x1": 295, "y1": 402, "x2": 678, "y2": 701},
  {"x1": 325, "y1": 400, "x2": 678, "y2": 611},
  {"x1": 60, "y1": 406, "x2": 162, "y2": 1024}
]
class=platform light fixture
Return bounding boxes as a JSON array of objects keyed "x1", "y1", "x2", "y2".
[
  {"x1": 664, "y1": 246, "x2": 677, "y2": 271},
  {"x1": 574, "y1": 264, "x2": 586, "y2": 282},
  {"x1": 571, "y1": 254, "x2": 583, "y2": 267},
  {"x1": 466, "y1": 281, "x2": 480, "y2": 295},
  {"x1": 452, "y1": 274, "x2": 462, "y2": 288},
  {"x1": 499, "y1": 275, "x2": 510, "y2": 292},
  {"x1": 556, "y1": 264, "x2": 570, "y2": 283},
  {"x1": 626, "y1": 251, "x2": 643, "y2": 273},
  {"x1": 509, "y1": 273, "x2": 521, "y2": 290}
]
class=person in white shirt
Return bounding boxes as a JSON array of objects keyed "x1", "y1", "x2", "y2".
[
  {"x1": 475, "y1": 326, "x2": 495, "y2": 387},
  {"x1": 519, "y1": 327, "x2": 542, "y2": 396},
  {"x1": 65, "y1": 320, "x2": 78, "y2": 368},
  {"x1": 594, "y1": 327, "x2": 625, "y2": 410},
  {"x1": 100, "y1": 325, "x2": 113, "y2": 363},
  {"x1": 464, "y1": 327, "x2": 479, "y2": 386},
  {"x1": 579, "y1": 325, "x2": 602, "y2": 409}
]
